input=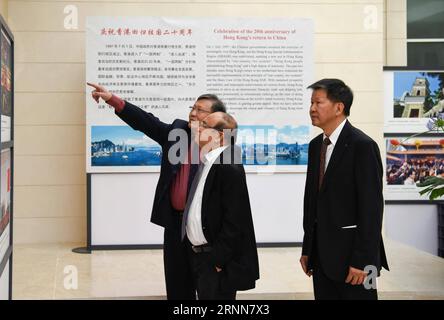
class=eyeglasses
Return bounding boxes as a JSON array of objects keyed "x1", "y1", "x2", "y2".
[{"x1": 189, "y1": 105, "x2": 211, "y2": 114}]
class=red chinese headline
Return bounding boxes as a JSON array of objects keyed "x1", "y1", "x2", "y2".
[{"x1": 100, "y1": 28, "x2": 192, "y2": 36}]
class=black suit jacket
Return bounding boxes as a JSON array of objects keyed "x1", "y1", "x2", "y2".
[
  {"x1": 302, "y1": 120, "x2": 389, "y2": 282},
  {"x1": 116, "y1": 103, "x2": 259, "y2": 290},
  {"x1": 200, "y1": 146, "x2": 260, "y2": 291},
  {"x1": 116, "y1": 101, "x2": 191, "y2": 229}
]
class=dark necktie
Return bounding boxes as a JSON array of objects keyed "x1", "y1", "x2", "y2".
[
  {"x1": 319, "y1": 137, "x2": 331, "y2": 190},
  {"x1": 181, "y1": 161, "x2": 205, "y2": 241},
  {"x1": 187, "y1": 163, "x2": 198, "y2": 195}
]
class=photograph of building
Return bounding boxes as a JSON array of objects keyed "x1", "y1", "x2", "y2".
[{"x1": 393, "y1": 72, "x2": 444, "y2": 118}]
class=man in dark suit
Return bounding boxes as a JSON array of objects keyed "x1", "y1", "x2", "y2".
[
  {"x1": 183, "y1": 111, "x2": 259, "y2": 299},
  {"x1": 87, "y1": 82, "x2": 227, "y2": 300},
  {"x1": 300, "y1": 78, "x2": 389, "y2": 300}
]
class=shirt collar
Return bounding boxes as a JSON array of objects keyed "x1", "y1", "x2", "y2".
[
  {"x1": 204, "y1": 145, "x2": 229, "y2": 165},
  {"x1": 324, "y1": 118, "x2": 347, "y2": 147}
]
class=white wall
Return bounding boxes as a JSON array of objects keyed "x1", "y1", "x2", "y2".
[
  {"x1": 385, "y1": 204, "x2": 438, "y2": 256},
  {"x1": 384, "y1": 0, "x2": 407, "y2": 66},
  {"x1": 0, "y1": 0, "x2": 7, "y2": 20}
]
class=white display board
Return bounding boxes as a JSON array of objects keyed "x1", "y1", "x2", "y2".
[
  {"x1": 383, "y1": 69, "x2": 444, "y2": 201},
  {"x1": 91, "y1": 172, "x2": 305, "y2": 246},
  {"x1": 87, "y1": 17, "x2": 313, "y2": 246},
  {"x1": 384, "y1": 70, "x2": 444, "y2": 133},
  {"x1": 0, "y1": 224, "x2": 9, "y2": 265},
  {"x1": 91, "y1": 173, "x2": 164, "y2": 245},
  {"x1": 86, "y1": 17, "x2": 313, "y2": 173},
  {"x1": 385, "y1": 204, "x2": 438, "y2": 256},
  {"x1": 0, "y1": 260, "x2": 9, "y2": 300}
]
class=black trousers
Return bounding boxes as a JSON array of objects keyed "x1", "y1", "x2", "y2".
[
  {"x1": 312, "y1": 239, "x2": 378, "y2": 300},
  {"x1": 163, "y1": 213, "x2": 196, "y2": 300},
  {"x1": 185, "y1": 239, "x2": 237, "y2": 300}
]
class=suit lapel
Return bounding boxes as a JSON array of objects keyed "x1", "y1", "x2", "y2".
[
  {"x1": 320, "y1": 120, "x2": 352, "y2": 192},
  {"x1": 311, "y1": 135, "x2": 322, "y2": 191}
]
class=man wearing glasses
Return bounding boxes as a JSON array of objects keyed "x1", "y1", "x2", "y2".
[
  {"x1": 181, "y1": 111, "x2": 259, "y2": 300},
  {"x1": 87, "y1": 82, "x2": 227, "y2": 300}
]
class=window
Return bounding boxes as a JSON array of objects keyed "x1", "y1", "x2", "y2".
[{"x1": 407, "y1": 0, "x2": 444, "y2": 68}]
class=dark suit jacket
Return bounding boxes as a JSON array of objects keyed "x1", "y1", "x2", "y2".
[
  {"x1": 200, "y1": 146, "x2": 260, "y2": 291},
  {"x1": 117, "y1": 103, "x2": 259, "y2": 290},
  {"x1": 116, "y1": 101, "x2": 191, "y2": 229},
  {"x1": 302, "y1": 120, "x2": 389, "y2": 282}
]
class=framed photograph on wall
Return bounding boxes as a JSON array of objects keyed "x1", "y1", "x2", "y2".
[
  {"x1": 384, "y1": 68, "x2": 444, "y2": 134},
  {"x1": 0, "y1": 149, "x2": 10, "y2": 265},
  {"x1": 384, "y1": 135, "x2": 444, "y2": 201},
  {"x1": 0, "y1": 26, "x2": 12, "y2": 143},
  {"x1": 0, "y1": 14, "x2": 13, "y2": 300}
]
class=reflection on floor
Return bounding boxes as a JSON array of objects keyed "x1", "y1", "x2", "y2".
[{"x1": 12, "y1": 239, "x2": 444, "y2": 300}]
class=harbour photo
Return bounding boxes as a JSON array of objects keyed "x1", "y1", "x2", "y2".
[{"x1": 91, "y1": 126, "x2": 162, "y2": 167}]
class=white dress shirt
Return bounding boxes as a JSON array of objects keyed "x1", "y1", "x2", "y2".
[
  {"x1": 323, "y1": 118, "x2": 347, "y2": 173},
  {"x1": 186, "y1": 145, "x2": 229, "y2": 246}
]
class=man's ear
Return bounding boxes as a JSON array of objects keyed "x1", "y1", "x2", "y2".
[
  {"x1": 219, "y1": 131, "x2": 225, "y2": 146},
  {"x1": 336, "y1": 102, "x2": 345, "y2": 116}
]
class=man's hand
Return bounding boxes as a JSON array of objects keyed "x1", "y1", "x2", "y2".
[
  {"x1": 215, "y1": 266, "x2": 222, "y2": 273},
  {"x1": 299, "y1": 255, "x2": 312, "y2": 277},
  {"x1": 345, "y1": 266, "x2": 367, "y2": 285},
  {"x1": 87, "y1": 82, "x2": 112, "y2": 103}
]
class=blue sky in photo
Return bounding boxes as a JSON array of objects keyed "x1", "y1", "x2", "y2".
[
  {"x1": 394, "y1": 72, "x2": 441, "y2": 99},
  {"x1": 237, "y1": 125, "x2": 310, "y2": 145},
  {"x1": 91, "y1": 126, "x2": 158, "y2": 147}
]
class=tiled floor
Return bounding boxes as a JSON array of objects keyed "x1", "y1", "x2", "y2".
[{"x1": 12, "y1": 239, "x2": 444, "y2": 300}]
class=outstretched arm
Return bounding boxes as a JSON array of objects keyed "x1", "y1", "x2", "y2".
[{"x1": 86, "y1": 82, "x2": 171, "y2": 145}]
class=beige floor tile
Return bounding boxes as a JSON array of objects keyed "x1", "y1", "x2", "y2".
[{"x1": 11, "y1": 239, "x2": 444, "y2": 300}]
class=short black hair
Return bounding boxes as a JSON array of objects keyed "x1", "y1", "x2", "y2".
[
  {"x1": 307, "y1": 78, "x2": 353, "y2": 116},
  {"x1": 197, "y1": 94, "x2": 227, "y2": 113}
]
